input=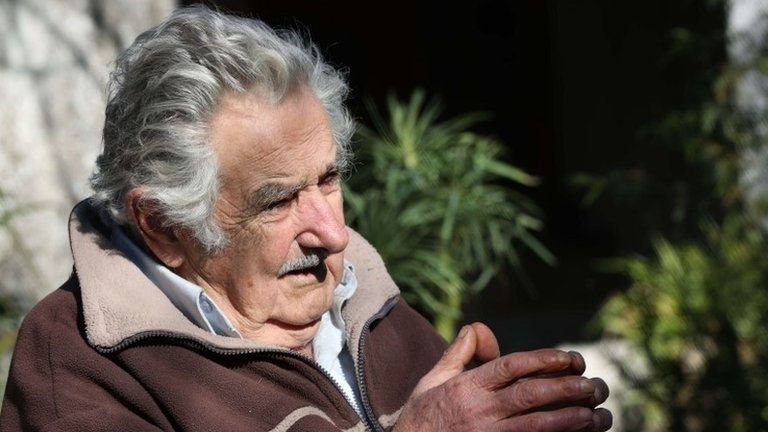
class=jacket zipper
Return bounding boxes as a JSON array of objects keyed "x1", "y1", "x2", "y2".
[
  {"x1": 355, "y1": 296, "x2": 400, "y2": 432},
  {"x1": 98, "y1": 296, "x2": 400, "y2": 432}
]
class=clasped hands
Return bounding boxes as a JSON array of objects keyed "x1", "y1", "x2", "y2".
[{"x1": 394, "y1": 323, "x2": 612, "y2": 431}]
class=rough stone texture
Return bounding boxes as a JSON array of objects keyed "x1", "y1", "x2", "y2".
[{"x1": 0, "y1": 0, "x2": 176, "y2": 305}]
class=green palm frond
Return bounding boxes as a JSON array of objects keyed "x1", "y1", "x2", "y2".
[{"x1": 346, "y1": 90, "x2": 553, "y2": 339}]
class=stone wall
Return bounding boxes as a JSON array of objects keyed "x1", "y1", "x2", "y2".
[{"x1": 0, "y1": 0, "x2": 176, "y2": 306}]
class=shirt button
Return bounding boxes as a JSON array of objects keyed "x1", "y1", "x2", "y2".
[{"x1": 200, "y1": 298, "x2": 213, "y2": 314}]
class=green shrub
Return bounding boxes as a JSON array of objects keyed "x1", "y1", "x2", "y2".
[
  {"x1": 599, "y1": 217, "x2": 768, "y2": 431},
  {"x1": 345, "y1": 91, "x2": 553, "y2": 340}
]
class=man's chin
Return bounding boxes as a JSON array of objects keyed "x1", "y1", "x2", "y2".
[
  {"x1": 264, "y1": 318, "x2": 323, "y2": 352},
  {"x1": 265, "y1": 317, "x2": 321, "y2": 333}
]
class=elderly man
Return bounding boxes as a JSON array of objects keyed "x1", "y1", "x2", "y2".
[{"x1": 0, "y1": 6, "x2": 611, "y2": 432}]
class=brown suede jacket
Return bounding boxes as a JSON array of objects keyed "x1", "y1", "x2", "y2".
[{"x1": 0, "y1": 201, "x2": 447, "y2": 431}]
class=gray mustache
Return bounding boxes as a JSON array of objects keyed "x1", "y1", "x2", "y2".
[{"x1": 278, "y1": 250, "x2": 326, "y2": 276}]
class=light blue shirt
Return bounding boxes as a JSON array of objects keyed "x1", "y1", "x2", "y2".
[{"x1": 110, "y1": 225, "x2": 363, "y2": 416}]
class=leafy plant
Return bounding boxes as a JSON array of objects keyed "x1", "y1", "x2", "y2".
[
  {"x1": 585, "y1": 2, "x2": 768, "y2": 430},
  {"x1": 599, "y1": 218, "x2": 768, "y2": 431},
  {"x1": 345, "y1": 90, "x2": 554, "y2": 340}
]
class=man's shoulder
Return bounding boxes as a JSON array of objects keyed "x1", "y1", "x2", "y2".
[
  {"x1": 0, "y1": 274, "x2": 172, "y2": 431},
  {"x1": 18, "y1": 273, "x2": 81, "y2": 339},
  {"x1": 10, "y1": 274, "x2": 93, "y2": 382},
  {"x1": 1, "y1": 275, "x2": 87, "y2": 426}
]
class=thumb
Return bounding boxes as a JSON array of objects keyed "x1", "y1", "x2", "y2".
[
  {"x1": 471, "y1": 322, "x2": 501, "y2": 364},
  {"x1": 412, "y1": 323, "x2": 495, "y2": 397}
]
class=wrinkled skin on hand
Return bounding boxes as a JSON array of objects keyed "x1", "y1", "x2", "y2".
[{"x1": 393, "y1": 323, "x2": 612, "y2": 432}]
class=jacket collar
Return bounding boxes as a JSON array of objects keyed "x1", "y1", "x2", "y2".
[{"x1": 68, "y1": 199, "x2": 400, "y2": 354}]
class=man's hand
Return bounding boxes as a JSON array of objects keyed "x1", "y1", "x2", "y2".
[{"x1": 393, "y1": 323, "x2": 612, "y2": 431}]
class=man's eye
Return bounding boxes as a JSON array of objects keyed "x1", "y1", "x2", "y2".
[{"x1": 263, "y1": 198, "x2": 292, "y2": 212}]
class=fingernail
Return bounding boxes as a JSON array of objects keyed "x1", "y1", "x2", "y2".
[
  {"x1": 569, "y1": 350, "x2": 584, "y2": 363},
  {"x1": 594, "y1": 383, "x2": 606, "y2": 403},
  {"x1": 556, "y1": 351, "x2": 570, "y2": 364},
  {"x1": 580, "y1": 379, "x2": 596, "y2": 394},
  {"x1": 457, "y1": 326, "x2": 469, "y2": 339},
  {"x1": 592, "y1": 412, "x2": 603, "y2": 430}
]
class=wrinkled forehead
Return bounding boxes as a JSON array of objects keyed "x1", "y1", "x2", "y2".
[{"x1": 209, "y1": 87, "x2": 336, "y2": 186}]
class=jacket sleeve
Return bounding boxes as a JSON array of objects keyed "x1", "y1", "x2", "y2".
[
  {"x1": 0, "y1": 284, "x2": 170, "y2": 431},
  {"x1": 364, "y1": 298, "x2": 449, "y2": 431}
]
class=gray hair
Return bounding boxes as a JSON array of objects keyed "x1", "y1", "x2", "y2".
[{"x1": 89, "y1": 5, "x2": 353, "y2": 252}]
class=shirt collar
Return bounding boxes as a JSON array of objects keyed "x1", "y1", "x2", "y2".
[{"x1": 110, "y1": 225, "x2": 241, "y2": 337}]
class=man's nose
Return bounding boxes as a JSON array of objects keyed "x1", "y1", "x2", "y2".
[{"x1": 295, "y1": 190, "x2": 349, "y2": 254}]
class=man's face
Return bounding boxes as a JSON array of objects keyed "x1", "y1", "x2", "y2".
[{"x1": 176, "y1": 87, "x2": 349, "y2": 351}]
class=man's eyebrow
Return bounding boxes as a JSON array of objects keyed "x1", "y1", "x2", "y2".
[
  {"x1": 326, "y1": 152, "x2": 349, "y2": 176},
  {"x1": 323, "y1": 160, "x2": 341, "y2": 176},
  {"x1": 248, "y1": 181, "x2": 305, "y2": 210},
  {"x1": 248, "y1": 156, "x2": 345, "y2": 211}
]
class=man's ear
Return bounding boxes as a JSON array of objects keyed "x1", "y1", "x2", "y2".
[{"x1": 125, "y1": 189, "x2": 186, "y2": 268}]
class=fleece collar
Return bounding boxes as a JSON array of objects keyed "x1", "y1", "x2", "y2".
[{"x1": 68, "y1": 199, "x2": 400, "y2": 354}]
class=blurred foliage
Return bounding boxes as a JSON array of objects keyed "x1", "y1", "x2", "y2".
[
  {"x1": 581, "y1": 1, "x2": 768, "y2": 431},
  {"x1": 345, "y1": 90, "x2": 554, "y2": 340},
  {"x1": 599, "y1": 218, "x2": 768, "y2": 431}
]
